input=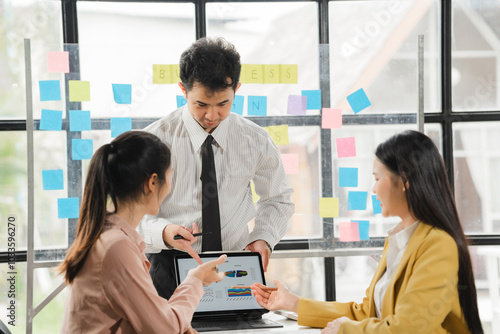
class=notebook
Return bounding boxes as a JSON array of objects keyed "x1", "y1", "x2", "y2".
[{"x1": 174, "y1": 251, "x2": 283, "y2": 332}]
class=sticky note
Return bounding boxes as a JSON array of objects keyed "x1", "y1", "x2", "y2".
[
  {"x1": 265, "y1": 125, "x2": 289, "y2": 146},
  {"x1": 68, "y1": 80, "x2": 90, "y2": 102},
  {"x1": 42, "y1": 169, "x2": 63, "y2": 190},
  {"x1": 239, "y1": 64, "x2": 246, "y2": 84},
  {"x1": 246, "y1": 64, "x2": 264, "y2": 84},
  {"x1": 281, "y1": 153, "x2": 299, "y2": 174},
  {"x1": 322, "y1": 108, "x2": 342, "y2": 129},
  {"x1": 339, "y1": 167, "x2": 358, "y2": 187},
  {"x1": 231, "y1": 95, "x2": 244, "y2": 115},
  {"x1": 280, "y1": 64, "x2": 298, "y2": 84},
  {"x1": 247, "y1": 96, "x2": 267, "y2": 116},
  {"x1": 336, "y1": 137, "x2": 356, "y2": 158},
  {"x1": 302, "y1": 90, "x2": 321, "y2": 110},
  {"x1": 170, "y1": 64, "x2": 180, "y2": 83},
  {"x1": 352, "y1": 220, "x2": 370, "y2": 240},
  {"x1": 347, "y1": 191, "x2": 368, "y2": 210},
  {"x1": 251, "y1": 181, "x2": 260, "y2": 203},
  {"x1": 372, "y1": 195, "x2": 382, "y2": 214},
  {"x1": 339, "y1": 222, "x2": 360, "y2": 242},
  {"x1": 319, "y1": 197, "x2": 339, "y2": 218},
  {"x1": 69, "y1": 110, "x2": 91, "y2": 132},
  {"x1": 153, "y1": 64, "x2": 171, "y2": 84},
  {"x1": 39, "y1": 109, "x2": 62, "y2": 131},
  {"x1": 347, "y1": 88, "x2": 371, "y2": 114},
  {"x1": 112, "y1": 84, "x2": 132, "y2": 104},
  {"x1": 72, "y1": 139, "x2": 93, "y2": 160},
  {"x1": 111, "y1": 118, "x2": 132, "y2": 138},
  {"x1": 176, "y1": 95, "x2": 187, "y2": 108},
  {"x1": 39, "y1": 80, "x2": 61, "y2": 101},
  {"x1": 264, "y1": 65, "x2": 280, "y2": 84},
  {"x1": 58, "y1": 197, "x2": 79, "y2": 219},
  {"x1": 287, "y1": 95, "x2": 307, "y2": 115},
  {"x1": 47, "y1": 51, "x2": 69, "y2": 73}
]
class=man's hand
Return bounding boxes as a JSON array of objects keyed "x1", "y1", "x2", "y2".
[
  {"x1": 245, "y1": 239, "x2": 271, "y2": 271},
  {"x1": 162, "y1": 223, "x2": 202, "y2": 264}
]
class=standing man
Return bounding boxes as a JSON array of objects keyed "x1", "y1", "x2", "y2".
[{"x1": 138, "y1": 37, "x2": 294, "y2": 299}]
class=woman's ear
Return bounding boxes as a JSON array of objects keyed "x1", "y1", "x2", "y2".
[{"x1": 146, "y1": 173, "x2": 159, "y2": 193}]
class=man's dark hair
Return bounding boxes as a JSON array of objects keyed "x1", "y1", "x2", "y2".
[{"x1": 179, "y1": 37, "x2": 241, "y2": 93}]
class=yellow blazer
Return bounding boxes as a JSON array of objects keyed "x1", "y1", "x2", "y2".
[{"x1": 298, "y1": 223, "x2": 470, "y2": 333}]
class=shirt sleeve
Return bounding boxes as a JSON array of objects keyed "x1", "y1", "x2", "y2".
[
  {"x1": 249, "y1": 134, "x2": 294, "y2": 248},
  {"x1": 137, "y1": 215, "x2": 173, "y2": 253},
  {"x1": 100, "y1": 238, "x2": 204, "y2": 333}
]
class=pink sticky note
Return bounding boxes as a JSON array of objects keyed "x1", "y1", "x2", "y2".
[
  {"x1": 336, "y1": 137, "x2": 356, "y2": 158},
  {"x1": 339, "y1": 222, "x2": 360, "y2": 242},
  {"x1": 322, "y1": 108, "x2": 342, "y2": 129},
  {"x1": 281, "y1": 153, "x2": 299, "y2": 174},
  {"x1": 47, "y1": 51, "x2": 69, "y2": 73}
]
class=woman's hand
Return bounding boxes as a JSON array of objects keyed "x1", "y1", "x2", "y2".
[
  {"x1": 162, "y1": 223, "x2": 202, "y2": 264},
  {"x1": 250, "y1": 280, "x2": 300, "y2": 313},
  {"x1": 321, "y1": 316, "x2": 349, "y2": 334},
  {"x1": 188, "y1": 254, "x2": 226, "y2": 285}
]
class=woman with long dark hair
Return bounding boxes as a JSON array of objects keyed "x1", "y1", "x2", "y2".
[
  {"x1": 252, "y1": 130, "x2": 483, "y2": 333},
  {"x1": 59, "y1": 131, "x2": 226, "y2": 334}
]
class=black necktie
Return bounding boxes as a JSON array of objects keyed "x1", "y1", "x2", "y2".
[{"x1": 201, "y1": 135, "x2": 222, "y2": 251}]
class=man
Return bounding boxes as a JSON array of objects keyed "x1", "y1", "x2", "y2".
[{"x1": 138, "y1": 37, "x2": 294, "y2": 299}]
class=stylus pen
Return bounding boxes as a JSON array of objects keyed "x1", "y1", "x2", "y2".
[
  {"x1": 173, "y1": 232, "x2": 212, "y2": 240},
  {"x1": 230, "y1": 286, "x2": 278, "y2": 291}
]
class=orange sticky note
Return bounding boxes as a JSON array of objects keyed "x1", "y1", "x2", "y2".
[
  {"x1": 281, "y1": 153, "x2": 299, "y2": 174},
  {"x1": 322, "y1": 108, "x2": 342, "y2": 129},
  {"x1": 47, "y1": 51, "x2": 69, "y2": 73},
  {"x1": 339, "y1": 222, "x2": 360, "y2": 242},
  {"x1": 319, "y1": 197, "x2": 339, "y2": 218}
]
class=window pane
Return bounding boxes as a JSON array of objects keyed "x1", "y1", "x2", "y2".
[
  {"x1": 453, "y1": 122, "x2": 500, "y2": 234},
  {"x1": 77, "y1": 1, "x2": 196, "y2": 118},
  {"x1": 206, "y1": 2, "x2": 320, "y2": 117},
  {"x1": 0, "y1": 0, "x2": 63, "y2": 119},
  {"x1": 329, "y1": 0, "x2": 441, "y2": 114},
  {"x1": 452, "y1": 0, "x2": 500, "y2": 112}
]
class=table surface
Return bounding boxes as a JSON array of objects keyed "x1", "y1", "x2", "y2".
[{"x1": 202, "y1": 312, "x2": 321, "y2": 333}]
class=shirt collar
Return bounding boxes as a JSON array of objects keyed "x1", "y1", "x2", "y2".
[
  {"x1": 181, "y1": 104, "x2": 229, "y2": 152},
  {"x1": 388, "y1": 220, "x2": 420, "y2": 250},
  {"x1": 106, "y1": 213, "x2": 145, "y2": 252}
]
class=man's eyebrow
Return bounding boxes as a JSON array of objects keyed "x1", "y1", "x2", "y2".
[
  {"x1": 195, "y1": 100, "x2": 208, "y2": 105},
  {"x1": 217, "y1": 99, "x2": 230, "y2": 104}
]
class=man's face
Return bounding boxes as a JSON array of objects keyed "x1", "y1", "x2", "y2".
[{"x1": 179, "y1": 81, "x2": 241, "y2": 133}]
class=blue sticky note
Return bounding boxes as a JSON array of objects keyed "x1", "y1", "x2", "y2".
[
  {"x1": 287, "y1": 95, "x2": 307, "y2": 115},
  {"x1": 112, "y1": 84, "x2": 132, "y2": 104},
  {"x1": 176, "y1": 95, "x2": 187, "y2": 108},
  {"x1": 58, "y1": 197, "x2": 79, "y2": 219},
  {"x1": 372, "y1": 195, "x2": 382, "y2": 214},
  {"x1": 69, "y1": 110, "x2": 91, "y2": 132},
  {"x1": 39, "y1": 109, "x2": 62, "y2": 131},
  {"x1": 42, "y1": 169, "x2": 64, "y2": 190},
  {"x1": 39, "y1": 80, "x2": 61, "y2": 101},
  {"x1": 347, "y1": 191, "x2": 368, "y2": 210},
  {"x1": 72, "y1": 139, "x2": 93, "y2": 160},
  {"x1": 231, "y1": 95, "x2": 244, "y2": 115},
  {"x1": 352, "y1": 220, "x2": 370, "y2": 240},
  {"x1": 339, "y1": 167, "x2": 358, "y2": 187},
  {"x1": 302, "y1": 90, "x2": 321, "y2": 110},
  {"x1": 347, "y1": 88, "x2": 371, "y2": 114},
  {"x1": 111, "y1": 117, "x2": 132, "y2": 138},
  {"x1": 247, "y1": 96, "x2": 267, "y2": 116}
]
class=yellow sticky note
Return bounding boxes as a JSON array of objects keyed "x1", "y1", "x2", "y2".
[
  {"x1": 264, "y1": 65, "x2": 280, "y2": 84},
  {"x1": 265, "y1": 125, "x2": 289, "y2": 146},
  {"x1": 153, "y1": 64, "x2": 171, "y2": 84},
  {"x1": 251, "y1": 181, "x2": 260, "y2": 203},
  {"x1": 240, "y1": 64, "x2": 246, "y2": 84},
  {"x1": 246, "y1": 64, "x2": 264, "y2": 84},
  {"x1": 319, "y1": 197, "x2": 339, "y2": 218},
  {"x1": 170, "y1": 64, "x2": 180, "y2": 83},
  {"x1": 280, "y1": 64, "x2": 298, "y2": 84},
  {"x1": 68, "y1": 80, "x2": 90, "y2": 102}
]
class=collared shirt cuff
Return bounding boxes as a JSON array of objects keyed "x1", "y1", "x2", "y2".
[
  {"x1": 248, "y1": 231, "x2": 275, "y2": 252},
  {"x1": 151, "y1": 219, "x2": 172, "y2": 250}
]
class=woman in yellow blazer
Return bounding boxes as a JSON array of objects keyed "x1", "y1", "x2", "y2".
[{"x1": 252, "y1": 130, "x2": 483, "y2": 334}]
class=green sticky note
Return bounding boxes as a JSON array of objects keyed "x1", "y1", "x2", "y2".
[
  {"x1": 153, "y1": 64, "x2": 171, "y2": 84},
  {"x1": 240, "y1": 64, "x2": 246, "y2": 84},
  {"x1": 280, "y1": 64, "x2": 298, "y2": 84},
  {"x1": 264, "y1": 65, "x2": 280, "y2": 84},
  {"x1": 246, "y1": 64, "x2": 264, "y2": 84},
  {"x1": 68, "y1": 80, "x2": 90, "y2": 102},
  {"x1": 319, "y1": 197, "x2": 339, "y2": 218},
  {"x1": 170, "y1": 64, "x2": 180, "y2": 83},
  {"x1": 264, "y1": 125, "x2": 289, "y2": 146}
]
